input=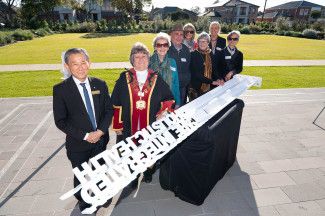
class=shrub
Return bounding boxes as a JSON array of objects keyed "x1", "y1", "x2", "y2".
[
  {"x1": 240, "y1": 26, "x2": 250, "y2": 34},
  {"x1": 302, "y1": 29, "x2": 318, "y2": 39},
  {"x1": 66, "y1": 22, "x2": 97, "y2": 33},
  {"x1": 312, "y1": 20, "x2": 325, "y2": 32},
  {"x1": 316, "y1": 31, "x2": 324, "y2": 39},
  {"x1": 195, "y1": 16, "x2": 210, "y2": 32},
  {"x1": 291, "y1": 20, "x2": 308, "y2": 32},
  {"x1": 292, "y1": 31, "x2": 303, "y2": 37},
  {"x1": 0, "y1": 32, "x2": 14, "y2": 46},
  {"x1": 275, "y1": 17, "x2": 290, "y2": 32},
  {"x1": 248, "y1": 24, "x2": 262, "y2": 34},
  {"x1": 12, "y1": 29, "x2": 34, "y2": 41},
  {"x1": 33, "y1": 28, "x2": 52, "y2": 37}
]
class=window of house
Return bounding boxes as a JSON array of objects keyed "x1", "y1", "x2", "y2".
[
  {"x1": 299, "y1": 9, "x2": 304, "y2": 15},
  {"x1": 240, "y1": 7, "x2": 247, "y2": 15},
  {"x1": 63, "y1": 13, "x2": 69, "y2": 21},
  {"x1": 304, "y1": 9, "x2": 309, "y2": 16}
]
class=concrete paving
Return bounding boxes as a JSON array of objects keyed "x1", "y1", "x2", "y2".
[
  {"x1": 0, "y1": 88, "x2": 324, "y2": 216},
  {"x1": 0, "y1": 60, "x2": 325, "y2": 72}
]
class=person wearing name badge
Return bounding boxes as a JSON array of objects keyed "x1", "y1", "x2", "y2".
[
  {"x1": 224, "y1": 30, "x2": 243, "y2": 81},
  {"x1": 183, "y1": 23, "x2": 198, "y2": 52},
  {"x1": 53, "y1": 48, "x2": 113, "y2": 213},
  {"x1": 111, "y1": 42, "x2": 174, "y2": 183},
  {"x1": 168, "y1": 23, "x2": 191, "y2": 106},
  {"x1": 189, "y1": 32, "x2": 224, "y2": 101},
  {"x1": 209, "y1": 21, "x2": 226, "y2": 55},
  {"x1": 149, "y1": 32, "x2": 181, "y2": 108}
]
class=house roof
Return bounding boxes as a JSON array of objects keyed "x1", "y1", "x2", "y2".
[
  {"x1": 204, "y1": 11, "x2": 222, "y2": 17},
  {"x1": 257, "y1": 11, "x2": 278, "y2": 19},
  {"x1": 268, "y1": 1, "x2": 324, "y2": 10},
  {"x1": 152, "y1": 6, "x2": 197, "y2": 17},
  {"x1": 206, "y1": 0, "x2": 259, "y2": 8}
]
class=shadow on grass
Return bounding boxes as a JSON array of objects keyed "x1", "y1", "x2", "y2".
[{"x1": 81, "y1": 32, "x2": 137, "y2": 39}]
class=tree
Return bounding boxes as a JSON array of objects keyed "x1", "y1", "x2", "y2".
[
  {"x1": 0, "y1": 0, "x2": 19, "y2": 27},
  {"x1": 111, "y1": 0, "x2": 151, "y2": 16},
  {"x1": 190, "y1": 6, "x2": 200, "y2": 15},
  {"x1": 261, "y1": 0, "x2": 268, "y2": 22},
  {"x1": 311, "y1": 10, "x2": 321, "y2": 20},
  {"x1": 21, "y1": 0, "x2": 62, "y2": 28}
]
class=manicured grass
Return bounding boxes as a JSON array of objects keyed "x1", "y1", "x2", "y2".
[
  {"x1": 0, "y1": 66, "x2": 324, "y2": 98},
  {"x1": 0, "y1": 33, "x2": 324, "y2": 65},
  {"x1": 243, "y1": 66, "x2": 325, "y2": 89},
  {"x1": 0, "y1": 69, "x2": 121, "y2": 98}
]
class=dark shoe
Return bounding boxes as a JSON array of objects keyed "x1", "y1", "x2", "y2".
[
  {"x1": 78, "y1": 201, "x2": 91, "y2": 212},
  {"x1": 144, "y1": 169, "x2": 153, "y2": 183}
]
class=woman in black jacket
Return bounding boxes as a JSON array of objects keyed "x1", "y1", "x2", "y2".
[
  {"x1": 224, "y1": 30, "x2": 243, "y2": 81},
  {"x1": 189, "y1": 32, "x2": 225, "y2": 100}
]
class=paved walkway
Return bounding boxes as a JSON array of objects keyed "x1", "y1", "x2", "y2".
[
  {"x1": 0, "y1": 88, "x2": 325, "y2": 216},
  {"x1": 0, "y1": 60, "x2": 325, "y2": 72}
]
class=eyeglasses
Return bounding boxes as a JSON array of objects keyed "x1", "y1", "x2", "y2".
[
  {"x1": 155, "y1": 43, "x2": 169, "y2": 48},
  {"x1": 185, "y1": 30, "x2": 195, "y2": 34},
  {"x1": 228, "y1": 37, "x2": 239, "y2": 41}
]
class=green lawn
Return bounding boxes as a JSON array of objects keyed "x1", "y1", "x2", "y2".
[
  {"x1": 0, "y1": 66, "x2": 324, "y2": 98},
  {"x1": 0, "y1": 33, "x2": 324, "y2": 65}
]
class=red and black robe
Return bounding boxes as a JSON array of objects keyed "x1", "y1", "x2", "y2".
[{"x1": 111, "y1": 68, "x2": 174, "y2": 142}]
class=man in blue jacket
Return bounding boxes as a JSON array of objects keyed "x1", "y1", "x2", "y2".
[{"x1": 168, "y1": 23, "x2": 191, "y2": 106}]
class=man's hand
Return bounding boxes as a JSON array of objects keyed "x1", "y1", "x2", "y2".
[
  {"x1": 86, "y1": 130, "x2": 104, "y2": 143},
  {"x1": 225, "y1": 71, "x2": 234, "y2": 81}
]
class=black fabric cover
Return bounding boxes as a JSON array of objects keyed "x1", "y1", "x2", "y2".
[{"x1": 159, "y1": 99, "x2": 245, "y2": 205}]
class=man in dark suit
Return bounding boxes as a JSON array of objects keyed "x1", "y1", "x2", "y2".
[{"x1": 53, "y1": 48, "x2": 112, "y2": 213}]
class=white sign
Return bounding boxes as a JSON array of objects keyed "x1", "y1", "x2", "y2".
[{"x1": 60, "y1": 75, "x2": 262, "y2": 214}]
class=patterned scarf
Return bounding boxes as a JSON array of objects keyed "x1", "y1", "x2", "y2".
[
  {"x1": 183, "y1": 39, "x2": 195, "y2": 52},
  {"x1": 199, "y1": 48, "x2": 213, "y2": 93},
  {"x1": 149, "y1": 52, "x2": 173, "y2": 89}
]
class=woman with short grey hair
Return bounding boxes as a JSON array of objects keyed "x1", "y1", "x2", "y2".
[
  {"x1": 129, "y1": 42, "x2": 150, "y2": 66},
  {"x1": 111, "y1": 42, "x2": 174, "y2": 184},
  {"x1": 209, "y1": 21, "x2": 226, "y2": 54},
  {"x1": 189, "y1": 31, "x2": 225, "y2": 100}
]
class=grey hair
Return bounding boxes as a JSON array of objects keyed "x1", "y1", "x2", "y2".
[
  {"x1": 129, "y1": 42, "x2": 150, "y2": 66},
  {"x1": 227, "y1": 30, "x2": 241, "y2": 40},
  {"x1": 153, "y1": 32, "x2": 171, "y2": 48},
  {"x1": 209, "y1": 21, "x2": 221, "y2": 34},
  {"x1": 197, "y1": 31, "x2": 211, "y2": 43},
  {"x1": 64, "y1": 48, "x2": 89, "y2": 64},
  {"x1": 183, "y1": 23, "x2": 196, "y2": 40}
]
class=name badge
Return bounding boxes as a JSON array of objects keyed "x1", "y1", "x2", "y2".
[
  {"x1": 216, "y1": 47, "x2": 222, "y2": 51},
  {"x1": 91, "y1": 90, "x2": 100, "y2": 95},
  {"x1": 225, "y1": 56, "x2": 231, "y2": 60},
  {"x1": 181, "y1": 58, "x2": 187, "y2": 62},
  {"x1": 170, "y1": 66, "x2": 176, "y2": 71}
]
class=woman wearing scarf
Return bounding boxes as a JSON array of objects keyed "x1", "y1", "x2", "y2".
[
  {"x1": 223, "y1": 30, "x2": 243, "y2": 81},
  {"x1": 189, "y1": 32, "x2": 225, "y2": 101},
  {"x1": 149, "y1": 32, "x2": 181, "y2": 108},
  {"x1": 183, "y1": 23, "x2": 198, "y2": 52}
]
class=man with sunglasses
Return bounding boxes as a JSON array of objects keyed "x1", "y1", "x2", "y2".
[
  {"x1": 223, "y1": 30, "x2": 243, "y2": 81},
  {"x1": 168, "y1": 23, "x2": 191, "y2": 106}
]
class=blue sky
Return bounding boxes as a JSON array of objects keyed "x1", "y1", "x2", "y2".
[{"x1": 149, "y1": 0, "x2": 325, "y2": 12}]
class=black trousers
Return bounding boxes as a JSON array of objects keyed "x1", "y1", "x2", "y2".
[
  {"x1": 180, "y1": 85, "x2": 189, "y2": 106},
  {"x1": 66, "y1": 143, "x2": 104, "y2": 202}
]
